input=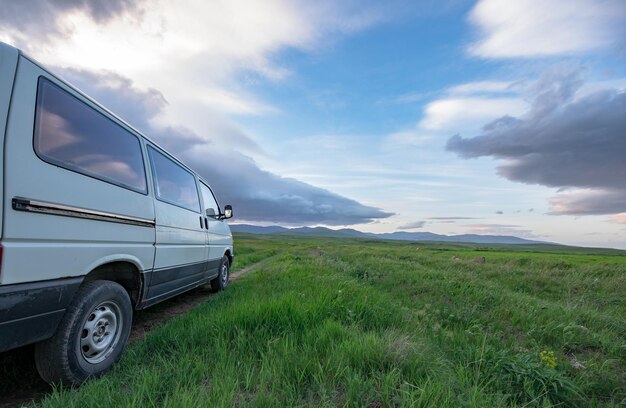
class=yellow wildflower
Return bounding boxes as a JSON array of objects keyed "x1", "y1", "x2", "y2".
[{"x1": 539, "y1": 350, "x2": 557, "y2": 368}]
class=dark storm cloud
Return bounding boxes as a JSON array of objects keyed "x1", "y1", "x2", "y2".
[
  {"x1": 397, "y1": 221, "x2": 426, "y2": 229},
  {"x1": 61, "y1": 69, "x2": 391, "y2": 225},
  {"x1": 549, "y1": 190, "x2": 626, "y2": 215},
  {"x1": 446, "y1": 68, "x2": 626, "y2": 215}
]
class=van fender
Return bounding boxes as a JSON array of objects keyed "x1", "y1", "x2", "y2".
[
  {"x1": 82, "y1": 255, "x2": 149, "y2": 308},
  {"x1": 83, "y1": 254, "x2": 147, "y2": 277}
]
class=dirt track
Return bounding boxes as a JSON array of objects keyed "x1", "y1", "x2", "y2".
[{"x1": 0, "y1": 259, "x2": 267, "y2": 407}]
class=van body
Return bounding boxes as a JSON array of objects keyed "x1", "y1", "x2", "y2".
[{"x1": 0, "y1": 43, "x2": 234, "y2": 383}]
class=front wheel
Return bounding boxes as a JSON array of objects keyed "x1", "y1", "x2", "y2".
[
  {"x1": 34, "y1": 280, "x2": 132, "y2": 385},
  {"x1": 210, "y1": 256, "x2": 230, "y2": 292}
]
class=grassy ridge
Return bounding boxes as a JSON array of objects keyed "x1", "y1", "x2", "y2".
[{"x1": 39, "y1": 235, "x2": 626, "y2": 407}]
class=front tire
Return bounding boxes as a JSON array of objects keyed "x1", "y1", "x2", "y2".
[
  {"x1": 210, "y1": 256, "x2": 230, "y2": 292},
  {"x1": 34, "y1": 280, "x2": 132, "y2": 385}
]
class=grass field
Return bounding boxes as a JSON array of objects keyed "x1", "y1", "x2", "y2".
[{"x1": 35, "y1": 234, "x2": 626, "y2": 407}]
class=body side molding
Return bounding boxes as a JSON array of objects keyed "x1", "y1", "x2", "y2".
[{"x1": 12, "y1": 197, "x2": 156, "y2": 228}]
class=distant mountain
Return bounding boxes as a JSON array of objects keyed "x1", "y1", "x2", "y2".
[
  {"x1": 229, "y1": 224, "x2": 547, "y2": 245},
  {"x1": 228, "y1": 224, "x2": 288, "y2": 234}
]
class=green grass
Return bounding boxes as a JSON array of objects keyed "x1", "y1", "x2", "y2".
[{"x1": 37, "y1": 234, "x2": 626, "y2": 407}]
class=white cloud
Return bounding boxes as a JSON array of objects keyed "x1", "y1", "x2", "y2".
[
  {"x1": 609, "y1": 213, "x2": 626, "y2": 224},
  {"x1": 468, "y1": 0, "x2": 626, "y2": 58},
  {"x1": 196, "y1": 87, "x2": 280, "y2": 116},
  {"x1": 1, "y1": 0, "x2": 384, "y2": 119},
  {"x1": 447, "y1": 80, "x2": 517, "y2": 95},
  {"x1": 419, "y1": 97, "x2": 527, "y2": 130},
  {"x1": 384, "y1": 80, "x2": 526, "y2": 144}
]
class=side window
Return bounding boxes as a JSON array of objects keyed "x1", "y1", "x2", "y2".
[
  {"x1": 148, "y1": 146, "x2": 200, "y2": 212},
  {"x1": 199, "y1": 182, "x2": 219, "y2": 217},
  {"x1": 34, "y1": 77, "x2": 147, "y2": 193}
]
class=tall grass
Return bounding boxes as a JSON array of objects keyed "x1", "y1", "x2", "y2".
[{"x1": 36, "y1": 235, "x2": 625, "y2": 407}]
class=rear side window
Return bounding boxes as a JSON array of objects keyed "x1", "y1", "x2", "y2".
[
  {"x1": 199, "y1": 182, "x2": 219, "y2": 216},
  {"x1": 148, "y1": 147, "x2": 200, "y2": 212},
  {"x1": 34, "y1": 78, "x2": 147, "y2": 193}
]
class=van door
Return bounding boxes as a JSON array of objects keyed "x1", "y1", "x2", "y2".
[
  {"x1": 145, "y1": 145, "x2": 207, "y2": 303},
  {"x1": 198, "y1": 181, "x2": 231, "y2": 273},
  {"x1": 2, "y1": 61, "x2": 155, "y2": 286}
]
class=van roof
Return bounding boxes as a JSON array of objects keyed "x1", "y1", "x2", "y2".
[{"x1": 1, "y1": 41, "x2": 213, "y2": 188}]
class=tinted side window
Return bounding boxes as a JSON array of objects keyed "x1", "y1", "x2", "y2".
[
  {"x1": 148, "y1": 147, "x2": 200, "y2": 212},
  {"x1": 34, "y1": 78, "x2": 147, "y2": 193},
  {"x1": 199, "y1": 182, "x2": 219, "y2": 216}
]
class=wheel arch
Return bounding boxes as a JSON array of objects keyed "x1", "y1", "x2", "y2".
[
  {"x1": 224, "y1": 249, "x2": 233, "y2": 266},
  {"x1": 83, "y1": 260, "x2": 144, "y2": 308}
]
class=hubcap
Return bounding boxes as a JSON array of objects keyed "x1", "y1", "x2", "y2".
[
  {"x1": 79, "y1": 301, "x2": 123, "y2": 364},
  {"x1": 221, "y1": 264, "x2": 229, "y2": 287}
]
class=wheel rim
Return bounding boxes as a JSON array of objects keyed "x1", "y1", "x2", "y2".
[
  {"x1": 221, "y1": 263, "x2": 229, "y2": 287},
  {"x1": 79, "y1": 301, "x2": 123, "y2": 364}
]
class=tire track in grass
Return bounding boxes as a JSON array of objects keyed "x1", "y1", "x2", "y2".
[
  {"x1": 0, "y1": 255, "x2": 275, "y2": 408},
  {"x1": 130, "y1": 254, "x2": 276, "y2": 342},
  {"x1": 229, "y1": 256, "x2": 273, "y2": 281}
]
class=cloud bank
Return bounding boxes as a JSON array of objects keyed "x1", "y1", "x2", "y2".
[
  {"x1": 61, "y1": 69, "x2": 391, "y2": 225},
  {"x1": 447, "y1": 68, "x2": 626, "y2": 216},
  {"x1": 0, "y1": 0, "x2": 395, "y2": 226}
]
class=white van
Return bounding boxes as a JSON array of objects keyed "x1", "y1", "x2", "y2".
[{"x1": 0, "y1": 42, "x2": 234, "y2": 385}]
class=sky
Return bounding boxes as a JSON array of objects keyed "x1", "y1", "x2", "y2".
[{"x1": 1, "y1": 0, "x2": 625, "y2": 249}]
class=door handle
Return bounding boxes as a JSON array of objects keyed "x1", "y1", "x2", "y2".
[
  {"x1": 204, "y1": 217, "x2": 209, "y2": 229},
  {"x1": 199, "y1": 216, "x2": 203, "y2": 229}
]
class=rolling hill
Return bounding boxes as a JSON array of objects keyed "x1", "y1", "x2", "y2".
[{"x1": 229, "y1": 224, "x2": 548, "y2": 245}]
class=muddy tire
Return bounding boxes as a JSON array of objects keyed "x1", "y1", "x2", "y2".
[{"x1": 34, "y1": 280, "x2": 132, "y2": 385}]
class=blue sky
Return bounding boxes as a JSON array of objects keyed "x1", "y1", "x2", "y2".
[{"x1": 2, "y1": 0, "x2": 626, "y2": 248}]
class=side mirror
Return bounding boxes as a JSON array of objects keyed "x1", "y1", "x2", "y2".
[
  {"x1": 222, "y1": 204, "x2": 233, "y2": 219},
  {"x1": 206, "y1": 208, "x2": 216, "y2": 217}
]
